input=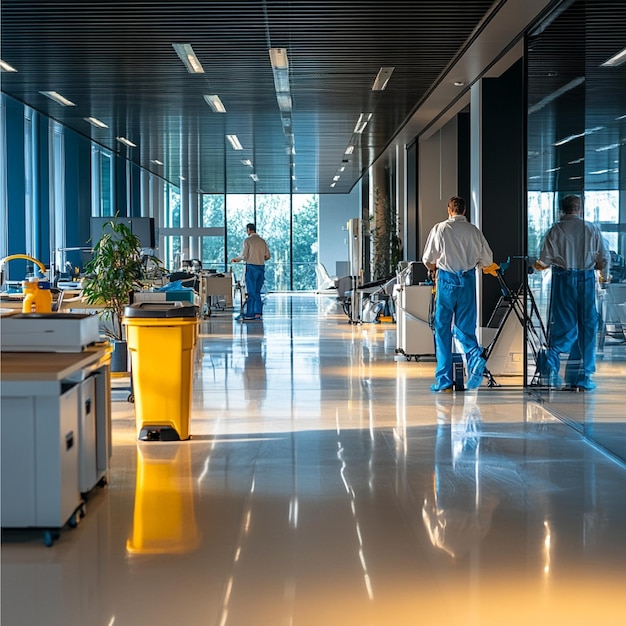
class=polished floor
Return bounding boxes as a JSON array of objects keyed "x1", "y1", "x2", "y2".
[{"x1": 2, "y1": 293, "x2": 626, "y2": 626}]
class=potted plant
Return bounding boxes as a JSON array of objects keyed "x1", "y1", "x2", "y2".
[{"x1": 82, "y1": 218, "x2": 145, "y2": 371}]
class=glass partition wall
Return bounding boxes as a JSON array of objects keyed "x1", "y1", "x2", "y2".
[{"x1": 526, "y1": 0, "x2": 626, "y2": 462}]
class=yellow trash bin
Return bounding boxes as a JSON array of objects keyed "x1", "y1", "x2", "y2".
[{"x1": 123, "y1": 302, "x2": 198, "y2": 441}]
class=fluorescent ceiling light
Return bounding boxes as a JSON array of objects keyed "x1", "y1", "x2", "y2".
[
  {"x1": 273, "y1": 71, "x2": 290, "y2": 93},
  {"x1": 372, "y1": 67, "x2": 395, "y2": 91},
  {"x1": 179, "y1": 176, "x2": 186, "y2": 181},
  {"x1": 84, "y1": 116, "x2": 108, "y2": 129},
  {"x1": 269, "y1": 48, "x2": 289, "y2": 69},
  {"x1": 226, "y1": 134, "x2": 243, "y2": 150},
  {"x1": 453, "y1": 81, "x2": 465, "y2": 87},
  {"x1": 204, "y1": 94, "x2": 226, "y2": 113},
  {"x1": 554, "y1": 126, "x2": 604, "y2": 146},
  {"x1": 554, "y1": 131, "x2": 585, "y2": 146},
  {"x1": 528, "y1": 77, "x2": 585, "y2": 114},
  {"x1": 333, "y1": 175, "x2": 340, "y2": 181},
  {"x1": 151, "y1": 159, "x2": 164, "y2": 166},
  {"x1": 596, "y1": 143, "x2": 622, "y2": 152},
  {"x1": 344, "y1": 145, "x2": 355, "y2": 155},
  {"x1": 354, "y1": 113, "x2": 372, "y2": 134},
  {"x1": 250, "y1": 173, "x2": 259, "y2": 182},
  {"x1": 172, "y1": 43, "x2": 204, "y2": 74},
  {"x1": 276, "y1": 94, "x2": 292, "y2": 112},
  {"x1": 545, "y1": 167, "x2": 561, "y2": 172},
  {"x1": 0, "y1": 59, "x2": 18, "y2": 72},
  {"x1": 116, "y1": 136, "x2": 137, "y2": 148},
  {"x1": 330, "y1": 182, "x2": 336, "y2": 188},
  {"x1": 339, "y1": 166, "x2": 345, "y2": 172},
  {"x1": 241, "y1": 159, "x2": 253, "y2": 167},
  {"x1": 39, "y1": 91, "x2": 75, "y2": 106},
  {"x1": 601, "y1": 47, "x2": 626, "y2": 67}
]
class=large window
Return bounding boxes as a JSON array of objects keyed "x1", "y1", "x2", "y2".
[
  {"x1": 292, "y1": 194, "x2": 318, "y2": 290},
  {"x1": 202, "y1": 194, "x2": 226, "y2": 270},
  {"x1": 256, "y1": 194, "x2": 291, "y2": 290},
  {"x1": 171, "y1": 191, "x2": 319, "y2": 289}
]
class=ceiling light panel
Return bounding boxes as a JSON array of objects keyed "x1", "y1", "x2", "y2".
[
  {"x1": 354, "y1": 113, "x2": 372, "y2": 134},
  {"x1": 226, "y1": 134, "x2": 243, "y2": 150},
  {"x1": 204, "y1": 94, "x2": 226, "y2": 113},
  {"x1": 172, "y1": 43, "x2": 204, "y2": 74},
  {"x1": 84, "y1": 116, "x2": 108, "y2": 128},
  {"x1": 372, "y1": 67, "x2": 395, "y2": 91},
  {"x1": 276, "y1": 94, "x2": 292, "y2": 112},
  {"x1": 39, "y1": 90, "x2": 75, "y2": 106},
  {"x1": 0, "y1": 59, "x2": 18, "y2": 72},
  {"x1": 269, "y1": 48, "x2": 289, "y2": 69},
  {"x1": 116, "y1": 136, "x2": 137, "y2": 148},
  {"x1": 602, "y1": 46, "x2": 626, "y2": 67}
]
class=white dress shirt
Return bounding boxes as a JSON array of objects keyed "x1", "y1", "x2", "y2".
[
  {"x1": 422, "y1": 215, "x2": 493, "y2": 273},
  {"x1": 538, "y1": 214, "x2": 610, "y2": 279}
]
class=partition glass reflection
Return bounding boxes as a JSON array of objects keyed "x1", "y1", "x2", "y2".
[{"x1": 526, "y1": 0, "x2": 626, "y2": 462}]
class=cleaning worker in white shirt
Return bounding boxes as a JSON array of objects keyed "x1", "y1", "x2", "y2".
[
  {"x1": 534, "y1": 194, "x2": 610, "y2": 390},
  {"x1": 231, "y1": 223, "x2": 271, "y2": 320},
  {"x1": 422, "y1": 196, "x2": 494, "y2": 392}
]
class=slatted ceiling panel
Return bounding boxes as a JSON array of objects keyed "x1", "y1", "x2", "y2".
[{"x1": 2, "y1": 0, "x2": 497, "y2": 194}]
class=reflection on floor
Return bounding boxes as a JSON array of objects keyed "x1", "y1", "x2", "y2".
[{"x1": 2, "y1": 294, "x2": 626, "y2": 626}]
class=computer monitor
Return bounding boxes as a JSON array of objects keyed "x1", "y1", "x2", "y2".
[{"x1": 90, "y1": 217, "x2": 155, "y2": 248}]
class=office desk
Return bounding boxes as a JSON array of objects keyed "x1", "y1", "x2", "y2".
[{"x1": 1, "y1": 348, "x2": 111, "y2": 542}]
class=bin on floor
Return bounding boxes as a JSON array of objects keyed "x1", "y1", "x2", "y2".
[{"x1": 123, "y1": 302, "x2": 198, "y2": 441}]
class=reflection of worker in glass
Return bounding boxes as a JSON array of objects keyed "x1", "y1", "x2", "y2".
[
  {"x1": 534, "y1": 195, "x2": 610, "y2": 390},
  {"x1": 422, "y1": 394, "x2": 497, "y2": 558},
  {"x1": 422, "y1": 196, "x2": 494, "y2": 392},
  {"x1": 231, "y1": 223, "x2": 270, "y2": 320}
]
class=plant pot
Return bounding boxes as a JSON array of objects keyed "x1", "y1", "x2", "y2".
[{"x1": 111, "y1": 339, "x2": 129, "y2": 373}]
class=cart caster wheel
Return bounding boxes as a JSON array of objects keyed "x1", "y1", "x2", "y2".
[
  {"x1": 79, "y1": 504, "x2": 87, "y2": 519},
  {"x1": 44, "y1": 530, "x2": 60, "y2": 547},
  {"x1": 127, "y1": 393, "x2": 134, "y2": 403},
  {"x1": 97, "y1": 476, "x2": 108, "y2": 488},
  {"x1": 68, "y1": 513, "x2": 78, "y2": 528}
]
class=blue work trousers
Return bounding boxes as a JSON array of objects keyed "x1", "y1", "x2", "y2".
[
  {"x1": 433, "y1": 269, "x2": 485, "y2": 389},
  {"x1": 245, "y1": 263, "x2": 265, "y2": 317},
  {"x1": 544, "y1": 268, "x2": 597, "y2": 386}
]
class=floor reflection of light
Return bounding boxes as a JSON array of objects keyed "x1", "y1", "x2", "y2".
[
  {"x1": 543, "y1": 520, "x2": 552, "y2": 575},
  {"x1": 289, "y1": 496, "x2": 299, "y2": 528}
]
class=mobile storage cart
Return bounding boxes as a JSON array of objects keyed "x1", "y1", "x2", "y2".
[
  {"x1": 0, "y1": 347, "x2": 111, "y2": 546},
  {"x1": 123, "y1": 302, "x2": 199, "y2": 441}
]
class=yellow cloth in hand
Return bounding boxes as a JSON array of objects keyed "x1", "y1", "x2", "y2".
[{"x1": 482, "y1": 262, "x2": 500, "y2": 276}]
